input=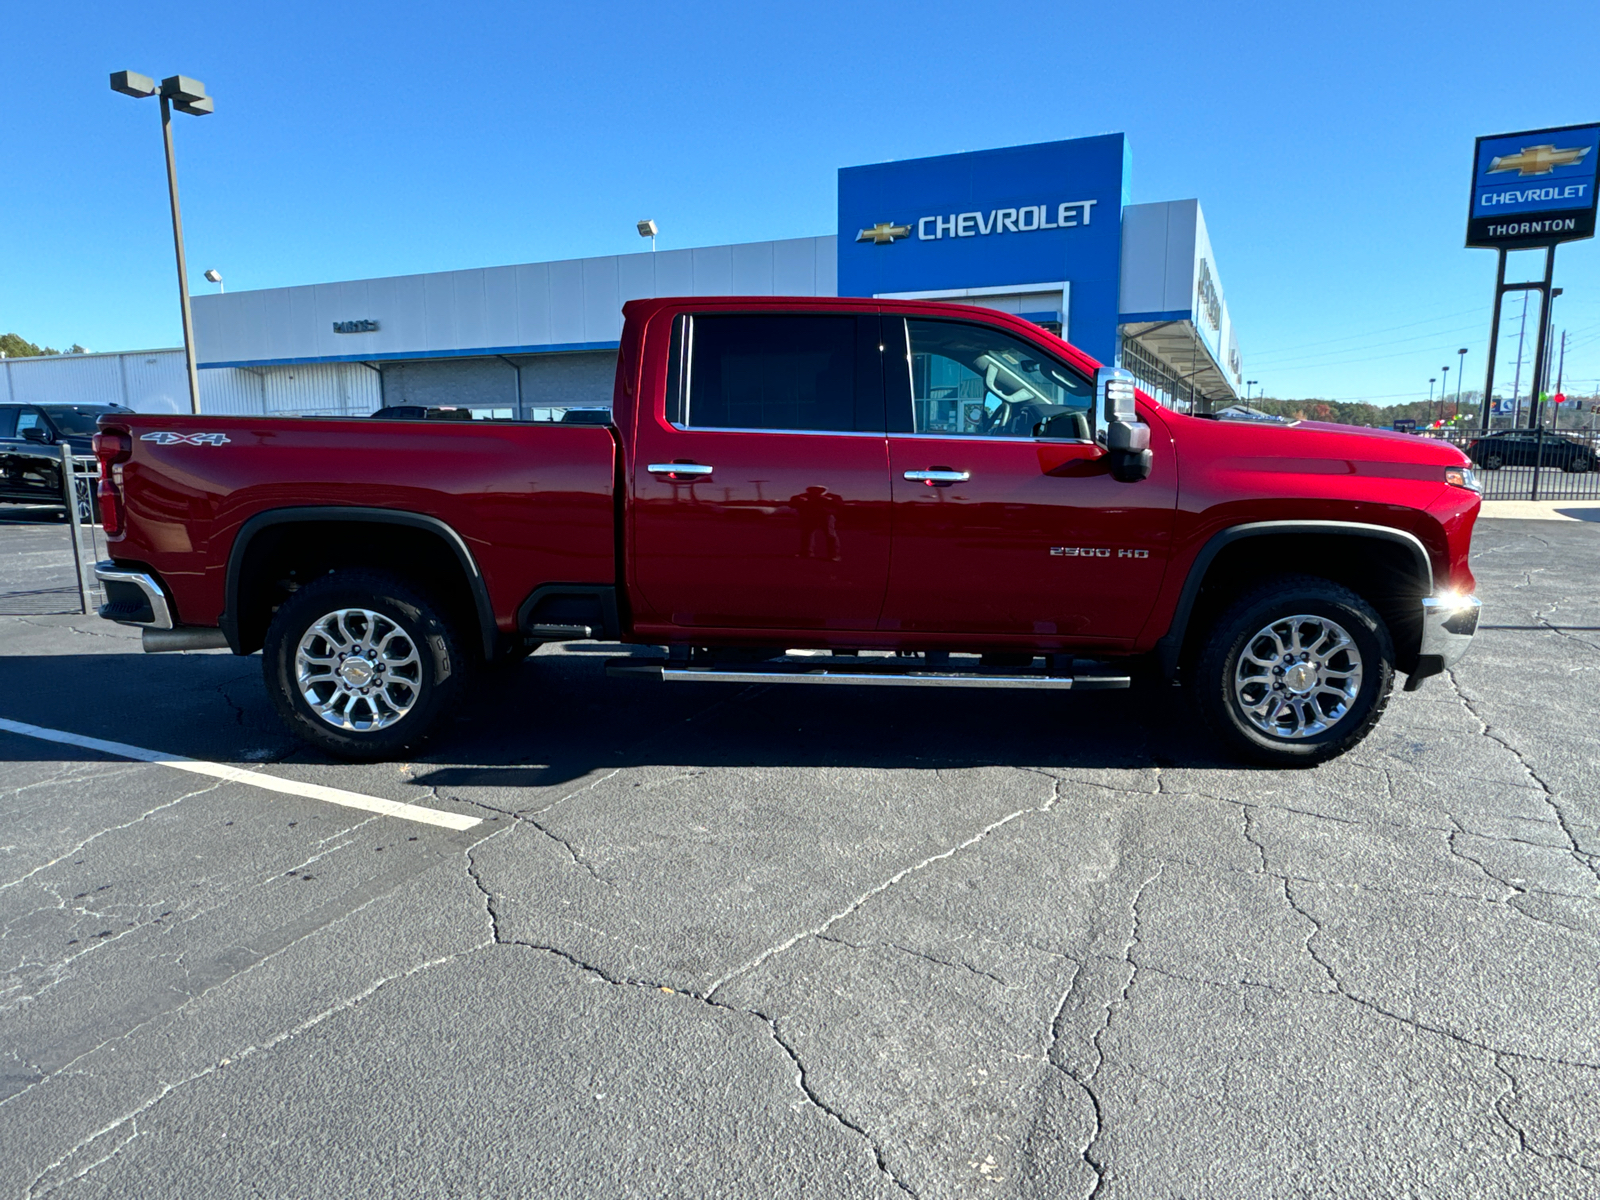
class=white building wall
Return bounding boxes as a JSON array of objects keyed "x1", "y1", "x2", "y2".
[
  {"x1": 191, "y1": 235, "x2": 839, "y2": 367},
  {"x1": 1118, "y1": 199, "x2": 1201, "y2": 320}
]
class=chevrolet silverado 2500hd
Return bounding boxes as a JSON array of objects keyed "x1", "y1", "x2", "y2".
[{"x1": 90, "y1": 296, "x2": 1482, "y2": 765}]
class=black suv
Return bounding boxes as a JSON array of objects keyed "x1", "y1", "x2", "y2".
[
  {"x1": 0, "y1": 403, "x2": 132, "y2": 518},
  {"x1": 1466, "y1": 429, "x2": 1598, "y2": 473}
]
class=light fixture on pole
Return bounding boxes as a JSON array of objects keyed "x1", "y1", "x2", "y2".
[
  {"x1": 1245, "y1": 379, "x2": 1257, "y2": 401},
  {"x1": 203, "y1": 268, "x2": 223, "y2": 293},
  {"x1": 636, "y1": 219, "x2": 658, "y2": 252},
  {"x1": 1428, "y1": 378, "x2": 1436, "y2": 421},
  {"x1": 110, "y1": 69, "x2": 214, "y2": 415},
  {"x1": 1455, "y1": 348, "x2": 1467, "y2": 420},
  {"x1": 1440, "y1": 365, "x2": 1449, "y2": 423}
]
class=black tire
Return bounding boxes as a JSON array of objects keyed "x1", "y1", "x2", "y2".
[
  {"x1": 263, "y1": 569, "x2": 465, "y2": 761},
  {"x1": 1566, "y1": 455, "x2": 1592, "y2": 474},
  {"x1": 1481, "y1": 453, "x2": 1504, "y2": 470},
  {"x1": 1188, "y1": 575, "x2": 1394, "y2": 767}
]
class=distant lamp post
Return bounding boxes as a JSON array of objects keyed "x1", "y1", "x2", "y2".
[
  {"x1": 203, "y1": 268, "x2": 223, "y2": 293},
  {"x1": 1440, "y1": 365, "x2": 1450, "y2": 423},
  {"x1": 637, "y1": 219, "x2": 658, "y2": 252},
  {"x1": 110, "y1": 69, "x2": 215, "y2": 415},
  {"x1": 1455, "y1": 348, "x2": 1467, "y2": 420},
  {"x1": 1428, "y1": 378, "x2": 1436, "y2": 423},
  {"x1": 1245, "y1": 379, "x2": 1257, "y2": 401}
]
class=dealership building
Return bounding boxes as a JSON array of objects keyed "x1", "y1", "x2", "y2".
[{"x1": 1, "y1": 134, "x2": 1243, "y2": 417}]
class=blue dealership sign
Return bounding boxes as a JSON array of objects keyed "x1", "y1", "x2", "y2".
[
  {"x1": 837, "y1": 135, "x2": 1130, "y2": 365},
  {"x1": 1467, "y1": 123, "x2": 1599, "y2": 248}
]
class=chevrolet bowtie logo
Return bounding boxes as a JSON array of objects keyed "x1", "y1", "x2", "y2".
[
  {"x1": 857, "y1": 222, "x2": 911, "y2": 244},
  {"x1": 1488, "y1": 144, "x2": 1592, "y2": 177}
]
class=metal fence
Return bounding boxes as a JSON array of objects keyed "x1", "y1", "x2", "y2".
[
  {"x1": 1418, "y1": 428, "x2": 1600, "y2": 501},
  {"x1": 0, "y1": 449, "x2": 104, "y2": 616}
]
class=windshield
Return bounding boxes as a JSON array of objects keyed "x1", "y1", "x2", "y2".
[{"x1": 43, "y1": 406, "x2": 120, "y2": 436}]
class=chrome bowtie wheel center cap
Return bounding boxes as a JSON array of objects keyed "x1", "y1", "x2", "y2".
[
  {"x1": 338, "y1": 656, "x2": 376, "y2": 688},
  {"x1": 1283, "y1": 661, "x2": 1318, "y2": 693}
]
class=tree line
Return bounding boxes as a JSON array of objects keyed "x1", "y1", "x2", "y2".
[
  {"x1": 1240, "y1": 392, "x2": 1600, "y2": 430},
  {"x1": 1, "y1": 333, "x2": 87, "y2": 358}
]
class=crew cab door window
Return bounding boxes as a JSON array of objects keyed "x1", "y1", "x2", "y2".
[
  {"x1": 905, "y1": 318, "x2": 1092, "y2": 440},
  {"x1": 878, "y1": 315, "x2": 1176, "y2": 641},
  {"x1": 0, "y1": 409, "x2": 18, "y2": 439},
  {"x1": 677, "y1": 314, "x2": 880, "y2": 432},
  {"x1": 630, "y1": 312, "x2": 892, "y2": 632}
]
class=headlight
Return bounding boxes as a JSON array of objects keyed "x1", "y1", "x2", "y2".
[{"x1": 1444, "y1": 466, "x2": 1481, "y2": 493}]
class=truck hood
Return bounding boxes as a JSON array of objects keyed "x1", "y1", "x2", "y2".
[{"x1": 1182, "y1": 412, "x2": 1470, "y2": 468}]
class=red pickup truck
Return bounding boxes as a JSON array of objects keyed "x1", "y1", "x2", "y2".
[{"x1": 90, "y1": 296, "x2": 1482, "y2": 766}]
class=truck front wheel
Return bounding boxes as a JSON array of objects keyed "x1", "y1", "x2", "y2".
[
  {"x1": 263, "y1": 569, "x2": 464, "y2": 761},
  {"x1": 1190, "y1": 575, "x2": 1394, "y2": 766}
]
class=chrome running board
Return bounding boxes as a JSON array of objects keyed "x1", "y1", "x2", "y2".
[{"x1": 607, "y1": 654, "x2": 1130, "y2": 691}]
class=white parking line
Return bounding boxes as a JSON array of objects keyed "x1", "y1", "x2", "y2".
[{"x1": 0, "y1": 717, "x2": 480, "y2": 831}]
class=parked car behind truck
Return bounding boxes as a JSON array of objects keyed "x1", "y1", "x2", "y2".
[
  {"x1": 1466, "y1": 429, "x2": 1597, "y2": 472},
  {"x1": 1, "y1": 402, "x2": 131, "y2": 520},
  {"x1": 90, "y1": 296, "x2": 1483, "y2": 766}
]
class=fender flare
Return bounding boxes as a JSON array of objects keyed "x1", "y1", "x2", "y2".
[
  {"x1": 223, "y1": 506, "x2": 497, "y2": 659},
  {"x1": 1154, "y1": 520, "x2": 1435, "y2": 678}
]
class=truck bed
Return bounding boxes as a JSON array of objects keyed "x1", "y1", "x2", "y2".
[{"x1": 108, "y1": 414, "x2": 617, "y2": 635}]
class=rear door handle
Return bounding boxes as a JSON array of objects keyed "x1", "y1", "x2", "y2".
[
  {"x1": 903, "y1": 469, "x2": 970, "y2": 486},
  {"x1": 648, "y1": 462, "x2": 713, "y2": 478}
]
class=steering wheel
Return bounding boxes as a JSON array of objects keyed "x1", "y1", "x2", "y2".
[{"x1": 981, "y1": 362, "x2": 1037, "y2": 435}]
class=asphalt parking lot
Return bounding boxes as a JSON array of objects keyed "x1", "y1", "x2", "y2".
[{"x1": 1, "y1": 513, "x2": 1598, "y2": 1199}]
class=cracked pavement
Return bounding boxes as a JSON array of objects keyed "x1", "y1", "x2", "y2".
[{"x1": 0, "y1": 516, "x2": 1597, "y2": 1197}]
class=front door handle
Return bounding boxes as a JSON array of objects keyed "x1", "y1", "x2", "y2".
[
  {"x1": 904, "y1": 468, "x2": 970, "y2": 486},
  {"x1": 648, "y1": 462, "x2": 713, "y2": 478}
]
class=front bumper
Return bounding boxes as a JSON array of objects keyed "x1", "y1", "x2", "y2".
[{"x1": 1406, "y1": 592, "x2": 1481, "y2": 689}]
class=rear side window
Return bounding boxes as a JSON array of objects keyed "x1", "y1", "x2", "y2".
[
  {"x1": 680, "y1": 314, "x2": 872, "y2": 433},
  {"x1": 0, "y1": 409, "x2": 17, "y2": 439}
]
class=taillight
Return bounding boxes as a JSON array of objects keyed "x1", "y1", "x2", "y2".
[{"x1": 93, "y1": 430, "x2": 132, "y2": 536}]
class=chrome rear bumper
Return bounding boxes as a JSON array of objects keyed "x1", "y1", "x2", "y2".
[{"x1": 93, "y1": 561, "x2": 173, "y2": 629}]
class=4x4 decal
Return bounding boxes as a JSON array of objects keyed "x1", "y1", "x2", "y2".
[{"x1": 139, "y1": 432, "x2": 231, "y2": 446}]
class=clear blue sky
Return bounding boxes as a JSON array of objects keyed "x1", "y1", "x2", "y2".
[{"x1": 4, "y1": 0, "x2": 1598, "y2": 405}]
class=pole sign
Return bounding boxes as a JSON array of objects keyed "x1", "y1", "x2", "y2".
[
  {"x1": 1392, "y1": 418, "x2": 1416, "y2": 432},
  {"x1": 1466, "y1": 123, "x2": 1600, "y2": 249}
]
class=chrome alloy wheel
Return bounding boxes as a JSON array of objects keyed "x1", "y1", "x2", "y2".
[
  {"x1": 295, "y1": 608, "x2": 423, "y2": 732},
  {"x1": 1233, "y1": 614, "x2": 1363, "y2": 740}
]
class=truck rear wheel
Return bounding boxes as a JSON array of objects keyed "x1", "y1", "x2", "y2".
[
  {"x1": 263, "y1": 569, "x2": 464, "y2": 761},
  {"x1": 1189, "y1": 575, "x2": 1393, "y2": 766}
]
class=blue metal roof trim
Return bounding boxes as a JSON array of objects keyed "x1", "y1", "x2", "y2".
[
  {"x1": 198, "y1": 340, "x2": 623, "y2": 370},
  {"x1": 1117, "y1": 309, "x2": 1194, "y2": 324}
]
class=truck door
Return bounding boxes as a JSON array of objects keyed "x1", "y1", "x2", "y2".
[
  {"x1": 878, "y1": 316, "x2": 1177, "y2": 643},
  {"x1": 628, "y1": 312, "x2": 892, "y2": 632}
]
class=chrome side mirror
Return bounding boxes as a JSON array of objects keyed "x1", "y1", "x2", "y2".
[{"x1": 1095, "y1": 367, "x2": 1152, "y2": 483}]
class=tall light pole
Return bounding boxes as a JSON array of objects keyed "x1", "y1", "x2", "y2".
[
  {"x1": 1428, "y1": 378, "x2": 1436, "y2": 419},
  {"x1": 1245, "y1": 380, "x2": 1257, "y2": 401},
  {"x1": 637, "y1": 219, "x2": 658, "y2": 253},
  {"x1": 1439, "y1": 365, "x2": 1449, "y2": 424},
  {"x1": 110, "y1": 70, "x2": 214, "y2": 415},
  {"x1": 1455, "y1": 348, "x2": 1467, "y2": 420},
  {"x1": 1540, "y1": 287, "x2": 1563, "y2": 428}
]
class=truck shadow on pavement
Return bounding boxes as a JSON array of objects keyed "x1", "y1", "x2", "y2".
[{"x1": 0, "y1": 645, "x2": 1248, "y2": 780}]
